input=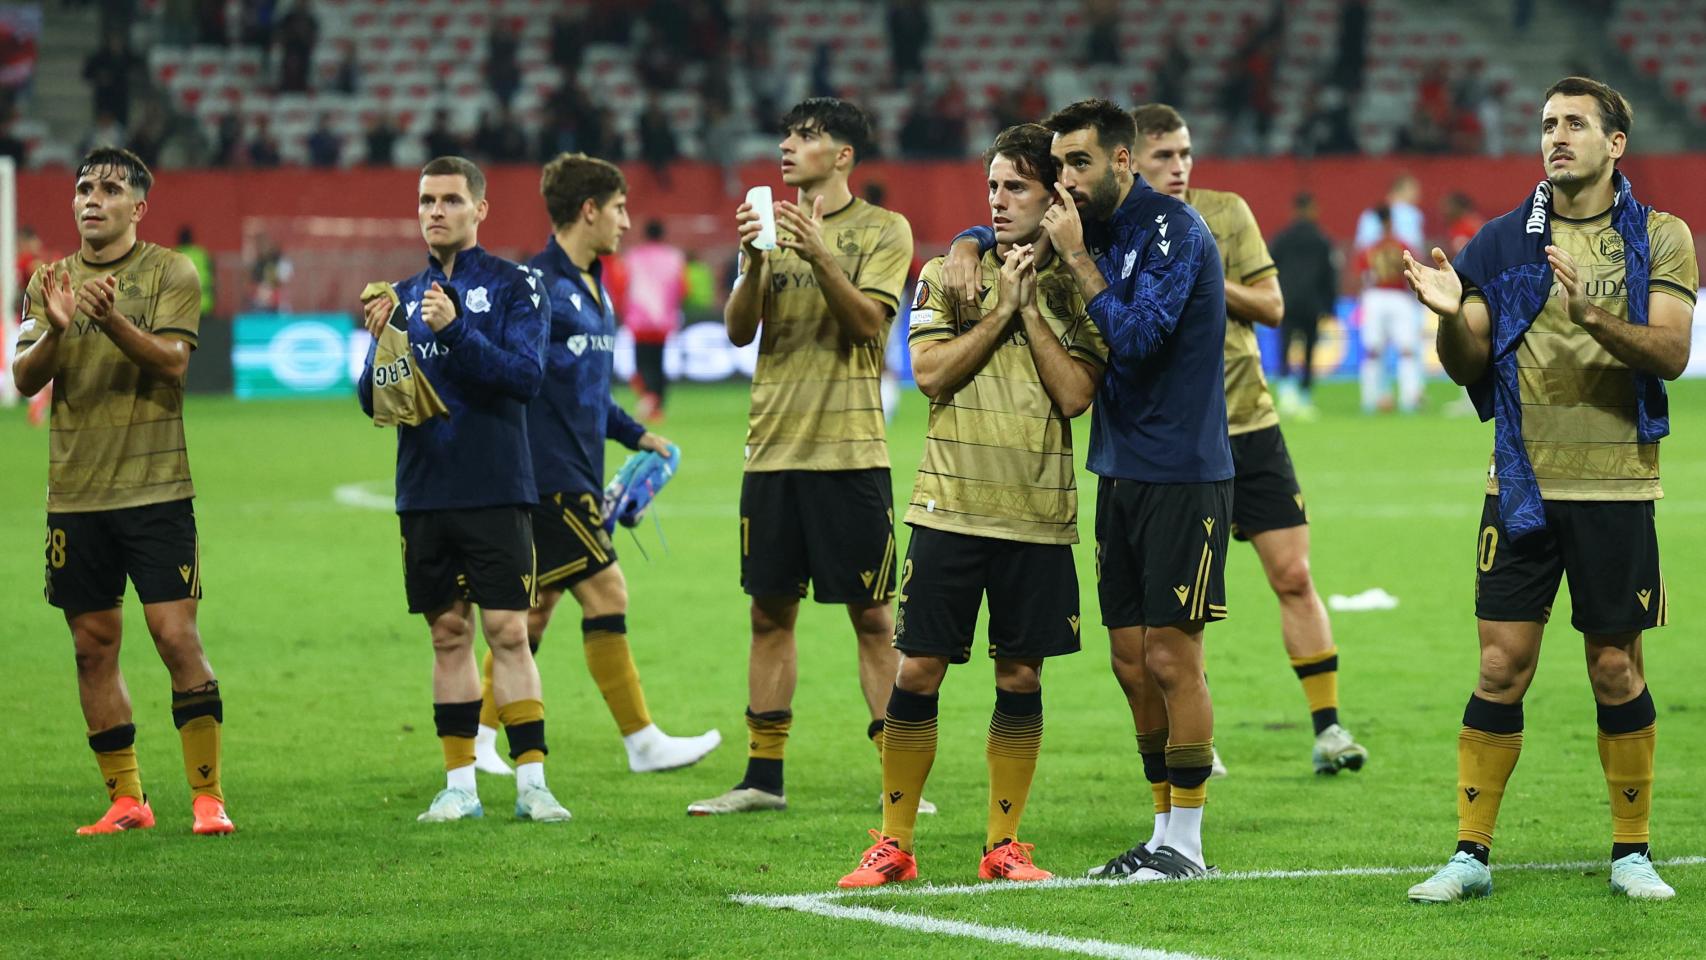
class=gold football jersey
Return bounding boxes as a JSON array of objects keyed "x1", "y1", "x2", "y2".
[
  {"x1": 742, "y1": 197, "x2": 913, "y2": 472},
  {"x1": 1470, "y1": 209, "x2": 1697, "y2": 501},
  {"x1": 16, "y1": 242, "x2": 202, "y2": 512},
  {"x1": 1187, "y1": 187, "x2": 1280, "y2": 435},
  {"x1": 905, "y1": 250, "x2": 1107, "y2": 544}
]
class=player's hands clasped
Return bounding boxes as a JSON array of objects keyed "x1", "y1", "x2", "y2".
[
  {"x1": 75, "y1": 275, "x2": 120, "y2": 327},
  {"x1": 420, "y1": 282, "x2": 457, "y2": 332},
  {"x1": 39, "y1": 266, "x2": 77, "y2": 334},
  {"x1": 995, "y1": 244, "x2": 1036, "y2": 320},
  {"x1": 1544, "y1": 244, "x2": 1589, "y2": 328},
  {"x1": 1403, "y1": 247, "x2": 1464, "y2": 317},
  {"x1": 774, "y1": 196, "x2": 831, "y2": 267},
  {"x1": 1041, "y1": 184, "x2": 1086, "y2": 259}
]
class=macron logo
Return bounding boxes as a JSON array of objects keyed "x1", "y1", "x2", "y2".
[
  {"x1": 570, "y1": 293, "x2": 583, "y2": 311},
  {"x1": 1158, "y1": 222, "x2": 1169, "y2": 237},
  {"x1": 1157, "y1": 239, "x2": 1172, "y2": 257},
  {"x1": 1121, "y1": 249, "x2": 1138, "y2": 278},
  {"x1": 405, "y1": 301, "x2": 418, "y2": 319}
]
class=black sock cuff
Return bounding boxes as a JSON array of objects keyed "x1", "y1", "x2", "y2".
[
  {"x1": 886, "y1": 685, "x2": 939, "y2": 723},
  {"x1": 433, "y1": 699, "x2": 483, "y2": 739},
  {"x1": 1597, "y1": 686, "x2": 1656, "y2": 735},
  {"x1": 1463, "y1": 694, "x2": 1523, "y2": 734},
  {"x1": 583, "y1": 614, "x2": 626, "y2": 636},
  {"x1": 993, "y1": 687, "x2": 1042, "y2": 718},
  {"x1": 171, "y1": 681, "x2": 224, "y2": 728},
  {"x1": 1292, "y1": 655, "x2": 1339, "y2": 679},
  {"x1": 1457, "y1": 840, "x2": 1490, "y2": 865},
  {"x1": 88, "y1": 723, "x2": 137, "y2": 753},
  {"x1": 505, "y1": 719, "x2": 548, "y2": 759},
  {"x1": 867, "y1": 718, "x2": 885, "y2": 741},
  {"x1": 1167, "y1": 765, "x2": 1213, "y2": 790},
  {"x1": 1139, "y1": 750, "x2": 1168, "y2": 785},
  {"x1": 745, "y1": 707, "x2": 793, "y2": 727},
  {"x1": 738, "y1": 757, "x2": 784, "y2": 795}
]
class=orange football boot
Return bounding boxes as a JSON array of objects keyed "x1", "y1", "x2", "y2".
[
  {"x1": 979, "y1": 840, "x2": 1053, "y2": 881},
  {"x1": 838, "y1": 829, "x2": 918, "y2": 888},
  {"x1": 192, "y1": 795, "x2": 235, "y2": 835},
  {"x1": 76, "y1": 795, "x2": 155, "y2": 835}
]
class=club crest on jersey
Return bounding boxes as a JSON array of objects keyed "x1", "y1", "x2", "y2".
[
  {"x1": 1599, "y1": 233, "x2": 1625, "y2": 263},
  {"x1": 1122, "y1": 249, "x2": 1138, "y2": 278},
  {"x1": 465, "y1": 286, "x2": 492, "y2": 314},
  {"x1": 567, "y1": 334, "x2": 588, "y2": 356}
]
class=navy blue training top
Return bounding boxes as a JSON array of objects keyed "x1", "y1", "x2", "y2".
[
  {"x1": 360, "y1": 245, "x2": 550, "y2": 512},
  {"x1": 525, "y1": 237, "x2": 647, "y2": 497},
  {"x1": 957, "y1": 178, "x2": 1232, "y2": 484}
]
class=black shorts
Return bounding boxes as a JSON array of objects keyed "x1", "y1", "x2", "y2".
[
  {"x1": 1229, "y1": 425, "x2": 1308, "y2": 540},
  {"x1": 532, "y1": 490, "x2": 616, "y2": 591},
  {"x1": 1095, "y1": 477, "x2": 1232, "y2": 629},
  {"x1": 893, "y1": 525, "x2": 1081, "y2": 664},
  {"x1": 1475, "y1": 495, "x2": 1666, "y2": 634},
  {"x1": 45, "y1": 498, "x2": 201, "y2": 615},
  {"x1": 399, "y1": 506, "x2": 536, "y2": 614},
  {"x1": 740, "y1": 468, "x2": 896, "y2": 604}
]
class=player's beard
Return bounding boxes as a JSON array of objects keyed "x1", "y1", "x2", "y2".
[{"x1": 1084, "y1": 167, "x2": 1123, "y2": 222}]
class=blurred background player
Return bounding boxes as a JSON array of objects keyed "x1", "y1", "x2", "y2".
[
  {"x1": 690, "y1": 98, "x2": 915, "y2": 816},
  {"x1": 1404, "y1": 77, "x2": 1694, "y2": 904},
  {"x1": 469, "y1": 153, "x2": 720, "y2": 778},
  {"x1": 357, "y1": 157, "x2": 570, "y2": 825},
  {"x1": 1442, "y1": 192, "x2": 1485, "y2": 258},
  {"x1": 1127, "y1": 103, "x2": 1368, "y2": 778},
  {"x1": 1355, "y1": 204, "x2": 1423, "y2": 413},
  {"x1": 1270, "y1": 193, "x2": 1338, "y2": 420},
  {"x1": 11, "y1": 148, "x2": 233, "y2": 836},
  {"x1": 840, "y1": 124, "x2": 1103, "y2": 889},
  {"x1": 621, "y1": 219, "x2": 686, "y2": 422},
  {"x1": 1355, "y1": 172, "x2": 1425, "y2": 252}
]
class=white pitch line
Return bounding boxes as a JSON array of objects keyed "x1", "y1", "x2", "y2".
[
  {"x1": 795, "y1": 854, "x2": 1706, "y2": 901},
  {"x1": 332, "y1": 481, "x2": 394, "y2": 511},
  {"x1": 733, "y1": 894, "x2": 1215, "y2": 960}
]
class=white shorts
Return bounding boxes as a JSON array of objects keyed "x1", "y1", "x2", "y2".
[{"x1": 1360, "y1": 288, "x2": 1422, "y2": 355}]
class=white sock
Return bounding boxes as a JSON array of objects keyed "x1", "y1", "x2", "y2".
[
  {"x1": 1359, "y1": 357, "x2": 1383, "y2": 411},
  {"x1": 475, "y1": 724, "x2": 500, "y2": 745},
  {"x1": 1145, "y1": 811, "x2": 1169, "y2": 853},
  {"x1": 1397, "y1": 353, "x2": 1422, "y2": 411},
  {"x1": 623, "y1": 724, "x2": 663, "y2": 753},
  {"x1": 447, "y1": 763, "x2": 477, "y2": 794},
  {"x1": 516, "y1": 761, "x2": 546, "y2": 792},
  {"x1": 1164, "y1": 805, "x2": 1204, "y2": 865}
]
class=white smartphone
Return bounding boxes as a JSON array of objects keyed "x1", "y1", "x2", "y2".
[{"x1": 745, "y1": 185, "x2": 777, "y2": 251}]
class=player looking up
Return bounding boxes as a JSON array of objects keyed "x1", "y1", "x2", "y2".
[
  {"x1": 12, "y1": 147, "x2": 234, "y2": 836},
  {"x1": 839, "y1": 124, "x2": 1103, "y2": 888},
  {"x1": 357, "y1": 156, "x2": 568, "y2": 825},
  {"x1": 1403, "y1": 77, "x2": 1694, "y2": 903},
  {"x1": 690, "y1": 98, "x2": 916, "y2": 816}
]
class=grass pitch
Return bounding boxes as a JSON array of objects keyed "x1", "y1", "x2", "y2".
[{"x1": 2, "y1": 380, "x2": 1702, "y2": 959}]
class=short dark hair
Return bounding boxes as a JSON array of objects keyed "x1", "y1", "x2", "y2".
[
  {"x1": 983, "y1": 123, "x2": 1059, "y2": 187},
  {"x1": 77, "y1": 147, "x2": 153, "y2": 198},
  {"x1": 1374, "y1": 203, "x2": 1392, "y2": 226},
  {"x1": 540, "y1": 152, "x2": 627, "y2": 228},
  {"x1": 420, "y1": 156, "x2": 487, "y2": 200},
  {"x1": 645, "y1": 219, "x2": 664, "y2": 241},
  {"x1": 1293, "y1": 192, "x2": 1314, "y2": 210},
  {"x1": 1543, "y1": 75, "x2": 1633, "y2": 138},
  {"x1": 779, "y1": 97, "x2": 875, "y2": 165},
  {"x1": 1041, "y1": 98, "x2": 1136, "y2": 151},
  {"x1": 1129, "y1": 103, "x2": 1186, "y2": 140}
]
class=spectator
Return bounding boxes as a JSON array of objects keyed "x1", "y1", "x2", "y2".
[
  {"x1": 1085, "y1": 0, "x2": 1121, "y2": 65},
  {"x1": 240, "y1": 0, "x2": 277, "y2": 52},
  {"x1": 485, "y1": 21, "x2": 522, "y2": 105},
  {"x1": 246, "y1": 115, "x2": 282, "y2": 167},
  {"x1": 247, "y1": 233, "x2": 292, "y2": 310},
  {"x1": 622, "y1": 219, "x2": 687, "y2": 421},
  {"x1": 886, "y1": 0, "x2": 930, "y2": 84},
  {"x1": 306, "y1": 114, "x2": 341, "y2": 167},
  {"x1": 83, "y1": 30, "x2": 137, "y2": 125},
  {"x1": 1269, "y1": 192, "x2": 1337, "y2": 419},
  {"x1": 1294, "y1": 84, "x2": 1359, "y2": 156},
  {"x1": 473, "y1": 106, "x2": 529, "y2": 163},
  {"x1": 700, "y1": 99, "x2": 743, "y2": 194},
  {"x1": 213, "y1": 111, "x2": 243, "y2": 166},
  {"x1": 637, "y1": 96, "x2": 679, "y2": 174},
  {"x1": 126, "y1": 99, "x2": 172, "y2": 167},
  {"x1": 364, "y1": 114, "x2": 397, "y2": 166},
  {"x1": 808, "y1": 42, "x2": 835, "y2": 99},
  {"x1": 160, "y1": 0, "x2": 199, "y2": 46},
  {"x1": 550, "y1": 8, "x2": 586, "y2": 74},
  {"x1": 275, "y1": 0, "x2": 319, "y2": 92},
  {"x1": 329, "y1": 40, "x2": 359, "y2": 94},
  {"x1": 195, "y1": 0, "x2": 228, "y2": 45},
  {"x1": 423, "y1": 109, "x2": 464, "y2": 158},
  {"x1": 81, "y1": 109, "x2": 127, "y2": 153},
  {"x1": 1329, "y1": 0, "x2": 1368, "y2": 92},
  {"x1": 1154, "y1": 35, "x2": 1190, "y2": 109}
]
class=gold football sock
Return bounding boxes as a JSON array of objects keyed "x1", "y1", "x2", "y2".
[
  {"x1": 881, "y1": 686, "x2": 938, "y2": 853},
  {"x1": 172, "y1": 682, "x2": 224, "y2": 801},
  {"x1": 1290, "y1": 648, "x2": 1340, "y2": 735},
  {"x1": 1597, "y1": 687, "x2": 1657, "y2": 849},
  {"x1": 583, "y1": 615, "x2": 651, "y2": 735},
  {"x1": 434, "y1": 699, "x2": 481, "y2": 771},
  {"x1": 1166, "y1": 740, "x2": 1214, "y2": 809},
  {"x1": 986, "y1": 689, "x2": 1042, "y2": 850},
  {"x1": 498, "y1": 698, "x2": 547, "y2": 766},
  {"x1": 478, "y1": 650, "x2": 500, "y2": 729},
  {"x1": 89, "y1": 724, "x2": 143, "y2": 802},
  {"x1": 1456, "y1": 695, "x2": 1524, "y2": 856}
]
